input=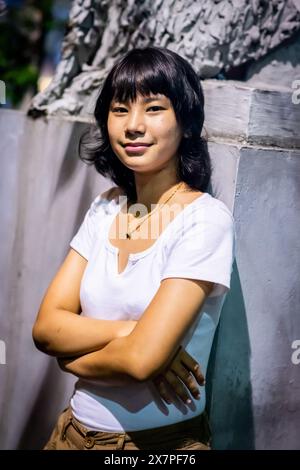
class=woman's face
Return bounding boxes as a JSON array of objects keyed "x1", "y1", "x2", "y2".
[{"x1": 107, "y1": 93, "x2": 183, "y2": 174}]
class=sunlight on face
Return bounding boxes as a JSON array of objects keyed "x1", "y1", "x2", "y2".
[{"x1": 107, "y1": 93, "x2": 183, "y2": 174}]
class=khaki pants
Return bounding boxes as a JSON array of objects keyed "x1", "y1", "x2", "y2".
[{"x1": 44, "y1": 406, "x2": 211, "y2": 450}]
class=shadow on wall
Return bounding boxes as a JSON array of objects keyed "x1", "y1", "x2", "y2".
[{"x1": 206, "y1": 260, "x2": 255, "y2": 450}]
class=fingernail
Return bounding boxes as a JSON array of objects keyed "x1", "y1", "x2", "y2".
[
  {"x1": 186, "y1": 398, "x2": 192, "y2": 404},
  {"x1": 195, "y1": 393, "x2": 200, "y2": 399}
]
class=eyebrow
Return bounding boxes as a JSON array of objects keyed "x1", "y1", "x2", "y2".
[
  {"x1": 112, "y1": 96, "x2": 165, "y2": 105},
  {"x1": 143, "y1": 96, "x2": 164, "y2": 103}
]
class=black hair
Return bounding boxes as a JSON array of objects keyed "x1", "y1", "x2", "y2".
[{"x1": 79, "y1": 46, "x2": 211, "y2": 202}]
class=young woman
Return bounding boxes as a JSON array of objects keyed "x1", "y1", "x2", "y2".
[{"x1": 32, "y1": 46, "x2": 235, "y2": 450}]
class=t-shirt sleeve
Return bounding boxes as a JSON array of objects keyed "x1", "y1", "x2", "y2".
[
  {"x1": 161, "y1": 204, "x2": 235, "y2": 297},
  {"x1": 69, "y1": 194, "x2": 103, "y2": 260}
]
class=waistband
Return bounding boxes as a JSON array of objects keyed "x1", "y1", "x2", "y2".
[{"x1": 61, "y1": 407, "x2": 211, "y2": 450}]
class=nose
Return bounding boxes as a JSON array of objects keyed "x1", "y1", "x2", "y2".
[{"x1": 125, "y1": 109, "x2": 146, "y2": 135}]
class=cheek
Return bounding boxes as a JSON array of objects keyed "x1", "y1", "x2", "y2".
[
  {"x1": 156, "y1": 119, "x2": 179, "y2": 139},
  {"x1": 164, "y1": 124, "x2": 182, "y2": 144},
  {"x1": 107, "y1": 129, "x2": 119, "y2": 153},
  {"x1": 158, "y1": 114, "x2": 181, "y2": 140},
  {"x1": 107, "y1": 116, "x2": 119, "y2": 139}
]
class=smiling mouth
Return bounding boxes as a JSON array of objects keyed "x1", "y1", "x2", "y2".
[
  {"x1": 122, "y1": 143, "x2": 152, "y2": 147},
  {"x1": 122, "y1": 143, "x2": 153, "y2": 154}
]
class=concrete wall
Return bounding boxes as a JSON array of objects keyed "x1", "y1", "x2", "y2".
[
  {"x1": 204, "y1": 80, "x2": 300, "y2": 450},
  {"x1": 207, "y1": 144, "x2": 300, "y2": 450},
  {"x1": 0, "y1": 110, "x2": 111, "y2": 449},
  {"x1": 0, "y1": 77, "x2": 299, "y2": 449}
]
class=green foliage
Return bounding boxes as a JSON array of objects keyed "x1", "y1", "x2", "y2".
[{"x1": 0, "y1": 1, "x2": 54, "y2": 106}]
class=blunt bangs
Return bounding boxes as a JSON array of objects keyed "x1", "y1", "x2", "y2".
[
  {"x1": 96, "y1": 47, "x2": 204, "y2": 134},
  {"x1": 110, "y1": 50, "x2": 177, "y2": 105}
]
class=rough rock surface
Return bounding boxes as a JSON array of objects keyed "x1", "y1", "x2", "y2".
[{"x1": 28, "y1": 0, "x2": 300, "y2": 116}]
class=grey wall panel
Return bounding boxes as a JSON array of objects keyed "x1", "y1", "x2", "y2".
[
  {"x1": 209, "y1": 146, "x2": 300, "y2": 449},
  {"x1": 0, "y1": 110, "x2": 111, "y2": 449}
]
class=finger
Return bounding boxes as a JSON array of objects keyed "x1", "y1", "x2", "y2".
[
  {"x1": 153, "y1": 376, "x2": 172, "y2": 404},
  {"x1": 171, "y1": 363, "x2": 200, "y2": 399},
  {"x1": 164, "y1": 370, "x2": 192, "y2": 405},
  {"x1": 179, "y1": 350, "x2": 205, "y2": 385},
  {"x1": 192, "y1": 364, "x2": 205, "y2": 385}
]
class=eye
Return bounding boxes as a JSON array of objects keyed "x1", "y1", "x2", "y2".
[
  {"x1": 147, "y1": 105, "x2": 165, "y2": 112},
  {"x1": 111, "y1": 106, "x2": 128, "y2": 113}
]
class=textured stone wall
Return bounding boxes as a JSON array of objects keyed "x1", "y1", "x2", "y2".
[
  {"x1": 28, "y1": 0, "x2": 300, "y2": 116},
  {"x1": 246, "y1": 30, "x2": 300, "y2": 87}
]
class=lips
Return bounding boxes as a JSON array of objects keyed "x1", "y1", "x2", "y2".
[
  {"x1": 123, "y1": 142, "x2": 153, "y2": 154},
  {"x1": 123, "y1": 142, "x2": 152, "y2": 147}
]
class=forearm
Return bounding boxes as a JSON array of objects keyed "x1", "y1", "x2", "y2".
[
  {"x1": 58, "y1": 336, "x2": 179, "y2": 387},
  {"x1": 33, "y1": 309, "x2": 137, "y2": 357},
  {"x1": 58, "y1": 336, "x2": 140, "y2": 384}
]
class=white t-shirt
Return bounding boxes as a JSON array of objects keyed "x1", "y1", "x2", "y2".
[{"x1": 69, "y1": 189, "x2": 235, "y2": 432}]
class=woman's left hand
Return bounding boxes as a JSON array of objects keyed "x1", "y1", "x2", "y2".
[{"x1": 152, "y1": 346, "x2": 205, "y2": 405}]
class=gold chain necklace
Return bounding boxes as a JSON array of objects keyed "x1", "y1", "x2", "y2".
[{"x1": 125, "y1": 181, "x2": 185, "y2": 239}]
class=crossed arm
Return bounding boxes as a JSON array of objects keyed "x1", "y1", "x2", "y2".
[{"x1": 33, "y1": 248, "x2": 212, "y2": 401}]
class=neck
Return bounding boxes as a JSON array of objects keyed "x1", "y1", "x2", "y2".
[{"x1": 132, "y1": 169, "x2": 183, "y2": 212}]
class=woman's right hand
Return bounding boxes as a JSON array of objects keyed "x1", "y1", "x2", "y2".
[{"x1": 152, "y1": 346, "x2": 205, "y2": 405}]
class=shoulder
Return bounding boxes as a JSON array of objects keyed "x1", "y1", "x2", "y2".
[
  {"x1": 89, "y1": 186, "x2": 125, "y2": 215},
  {"x1": 167, "y1": 194, "x2": 235, "y2": 252},
  {"x1": 183, "y1": 193, "x2": 234, "y2": 230},
  {"x1": 203, "y1": 194, "x2": 234, "y2": 224},
  {"x1": 100, "y1": 186, "x2": 125, "y2": 202},
  {"x1": 165, "y1": 194, "x2": 234, "y2": 256}
]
